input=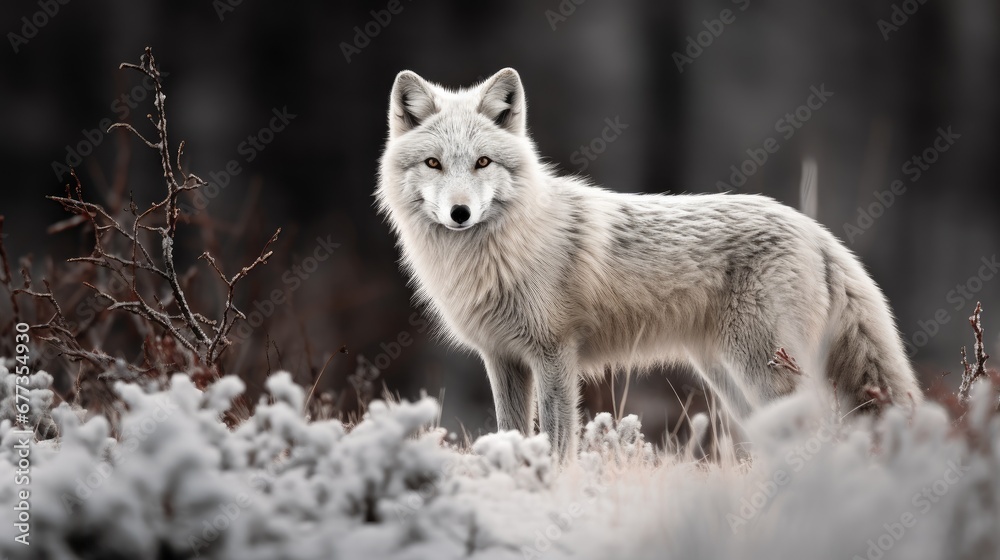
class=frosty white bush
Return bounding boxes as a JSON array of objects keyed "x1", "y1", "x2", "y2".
[
  {"x1": 0, "y1": 366, "x2": 473, "y2": 559},
  {"x1": 581, "y1": 412, "x2": 655, "y2": 467},
  {"x1": 0, "y1": 361, "x2": 998, "y2": 560}
]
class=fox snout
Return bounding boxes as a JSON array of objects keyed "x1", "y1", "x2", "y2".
[
  {"x1": 450, "y1": 205, "x2": 471, "y2": 225},
  {"x1": 436, "y1": 191, "x2": 483, "y2": 230},
  {"x1": 440, "y1": 201, "x2": 477, "y2": 230}
]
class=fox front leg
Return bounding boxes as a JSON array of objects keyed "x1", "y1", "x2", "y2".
[
  {"x1": 533, "y1": 351, "x2": 581, "y2": 461},
  {"x1": 484, "y1": 353, "x2": 535, "y2": 435}
]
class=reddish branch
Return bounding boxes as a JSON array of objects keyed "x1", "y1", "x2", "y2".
[
  {"x1": 18, "y1": 47, "x2": 279, "y2": 380},
  {"x1": 14, "y1": 279, "x2": 118, "y2": 372},
  {"x1": 768, "y1": 347, "x2": 801, "y2": 375},
  {"x1": 200, "y1": 228, "x2": 281, "y2": 364},
  {"x1": 957, "y1": 302, "x2": 991, "y2": 406}
]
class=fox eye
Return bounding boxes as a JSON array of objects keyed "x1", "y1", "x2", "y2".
[
  {"x1": 475, "y1": 156, "x2": 492, "y2": 169},
  {"x1": 425, "y1": 158, "x2": 441, "y2": 169}
]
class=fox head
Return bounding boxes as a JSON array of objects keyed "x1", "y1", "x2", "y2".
[{"x1": 377, "y1": 68, "x2": 542, "y2": 234}]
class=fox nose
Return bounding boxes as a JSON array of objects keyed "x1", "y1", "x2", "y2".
[{"x1": 450, "y1": 205, "x2": 471, "y2": 225}]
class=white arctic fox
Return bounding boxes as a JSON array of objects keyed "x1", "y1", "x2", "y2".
[{"x1": 376, "y1": 68, "x2": 923, "y2": 459}]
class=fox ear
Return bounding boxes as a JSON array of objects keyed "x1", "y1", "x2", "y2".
[
  {"x1": 389, "y1": 71, "x2": 438, "y2": 138},
  {"x1": 478, "y1": 68, "x2": 526, "y2": 135}
]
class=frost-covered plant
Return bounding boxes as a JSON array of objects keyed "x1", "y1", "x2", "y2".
[
  {"x1": 581, "y1": 412, "x2": 656, "y2": 469},
  {"x1": 471, "y1": 429, "x2": 554, "y2": 490},
  {"x1": 1, "y1": 358, "x2": 1000, "y2": 560},
  {"x1": 0, "y1": 367, "x2": 465, "y2": 559}
]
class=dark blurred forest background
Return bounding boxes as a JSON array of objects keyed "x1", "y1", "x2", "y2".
[{"x1": 1, "y1": 0, "x2": 997, "y2": 438}]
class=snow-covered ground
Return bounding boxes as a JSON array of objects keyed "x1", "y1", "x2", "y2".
[{"x1": 0, "y1": 362, "x2": 997, "y2": 560}]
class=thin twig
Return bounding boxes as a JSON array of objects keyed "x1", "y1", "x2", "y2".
[
  {"x1": 958, "y1": 302, "x2": 990, "y2": 406},
  {"x1": 305, "y1": 346, "x2": 348, "y2": 415},
  {"x1": 767, "y1": 347, "x2": 801, "y2": 374}
]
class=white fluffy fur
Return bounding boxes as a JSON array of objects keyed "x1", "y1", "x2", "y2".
[{"x1": 376, "y1": 69, "x2": 923, "y2": 459}]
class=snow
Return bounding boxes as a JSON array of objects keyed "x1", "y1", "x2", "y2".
[{"x1": 0, "y1": 360, "x2": 998, "y2": 559}]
